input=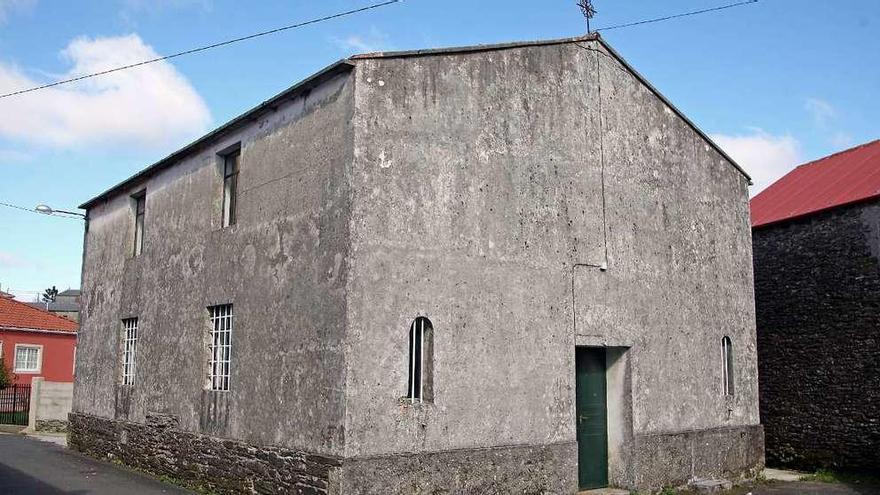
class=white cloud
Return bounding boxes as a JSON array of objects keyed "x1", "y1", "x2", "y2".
[
  {"x1": 0, "y1": 34, "x2": 211, "y2": 149},
  {"x1": 0, "y1": 0, "x2": 35, "y2": 25},
  {"x1": 332, "y1": 27, "x2": 393, "y2": 54},
  {"x1": 711, "y1": 129, "x2": 802, "y2": 196},
  {"x1": 804, "y1": 97, "x2": 835, "y2": 128}
]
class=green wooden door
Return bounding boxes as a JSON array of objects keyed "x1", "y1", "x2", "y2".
[{"x1": 576, "y1": 347, "x2": 608, "y2": 489}]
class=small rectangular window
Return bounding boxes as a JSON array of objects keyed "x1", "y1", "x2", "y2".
[
  {"x1": 122, "y1": 318, "x2": 138, "y2": 385},
  {"x1": 132, "y1": 191, "x2": 146, "y2": 256},
  {"x1": 222, "y1": 150, "x2": 240, "y2": 227},
  {"x1": 14, "y1": 345, "x2": 41, "y2": 373},
  {"x1": 208, "y1": 304, "x2": 233, "y2": 391}
]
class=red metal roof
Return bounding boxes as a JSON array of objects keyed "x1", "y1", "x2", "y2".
[
  {"x1": 751, "y1": 139, "x2": 880, "y2": 228},
  {"x1": 0, "y1": 296, "x2": 78, "y2": 333}
]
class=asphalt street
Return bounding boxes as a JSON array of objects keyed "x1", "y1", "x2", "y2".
[{"x1": 0, "y1": 433, "x2": 190, "y2": 495}]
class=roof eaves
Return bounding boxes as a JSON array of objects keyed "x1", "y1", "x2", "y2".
[
  {"x1": 0, "y1": 325, "x2": 77, "y2": 335},
  {"x1": 79, "y1": 59, "x2": 356, "y2": 210},
  {"x1": 752, "y1": 193, "x2": 880, "y2": 230}
]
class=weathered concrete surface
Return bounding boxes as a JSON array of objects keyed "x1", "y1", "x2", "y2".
[
  {"x1": 74, "y1": 69, "x2": 355, "y2": 457},
  {"x1": 634, "y1": 425, "x2": 764, "y2": 488},
  {"x1": 337, "y1": 441, "x2": 577, "y2": 495},
  {"x1": 28, "y1": 378, "x2": 73, "y2": 432},
  {"x1": 345, "y1": 39, "x2": 759, "y2": 490},
  {"x1": 754, "y1": 202, "x2": 880, "y2": 473}
]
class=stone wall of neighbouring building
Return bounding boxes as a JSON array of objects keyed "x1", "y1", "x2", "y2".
[{"x1": 753, "y1": 201, "x2": 880, "y2": 472}]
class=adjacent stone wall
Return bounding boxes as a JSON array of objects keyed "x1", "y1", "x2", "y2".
[
  {"x1": 753, "y1": 202, "x2": 880, "y2": 472},
  {"x1": 69, "y1": 412, "x2": 342, "y2": 495},
  {"x1": 337, "y1": 442, "x2": 577, "y2": 495}
]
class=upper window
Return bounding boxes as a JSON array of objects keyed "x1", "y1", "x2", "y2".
[
  {"x1": 14, "y1": 344, "x2": 41, "y2": 373},
  {"x1": 722, "y1": 336, "x2": 734, "y2": 396},
  {"x1": 406, "y1": 316, "x2": 434, "y2": 403},
  {"x1": 208, "y1": 304, "x2": 233, "y2": 391},
  {"x1": 132, "y1": 191, "x2": 146, "y2": 256},
  {"x1": 122, "y1": 318, "x2": 138, "y2": 386},
  {"x1": 222, "y1": 150, "x2": 240, "y2": 227}
]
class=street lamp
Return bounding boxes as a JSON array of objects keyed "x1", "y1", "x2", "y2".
[{"x1": 34, "y1": 203, "x2": 86, "y2": 218}]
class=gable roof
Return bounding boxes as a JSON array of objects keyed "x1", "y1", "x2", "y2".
[
  {"x1": 79, "y1": 34, "x2": 748, "y2": 210},
  {"x1": 0, "y1": 296, "x2": 78, "y2": 334},
  {"x1": 751, "y1": 139, "x2": 880, "y2": 228}
]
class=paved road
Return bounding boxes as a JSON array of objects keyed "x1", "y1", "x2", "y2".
[
  {"x1": 0, "y1": 433, "x2": 190, "y2": 495},
  {"x1": 749, "y1": 481, "x2": 880, "y2": 495}
]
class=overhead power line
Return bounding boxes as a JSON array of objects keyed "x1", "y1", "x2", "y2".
[
  {"x1": 596, "y1": 0, "x2": 758, "y2": 32},
  {"x1": 0, "y1": 0, "x2": 402, "y2": 100}
]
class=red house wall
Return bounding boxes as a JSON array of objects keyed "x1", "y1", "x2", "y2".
[{"x1": 0, "y1": 330, "x2": 77, "y2": 385}]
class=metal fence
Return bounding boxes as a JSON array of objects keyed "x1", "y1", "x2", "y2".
[{"x1": 0, "y1": 384, "x2": 31, "y2": 425}]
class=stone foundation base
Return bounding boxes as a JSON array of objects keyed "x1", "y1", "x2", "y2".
[
  {"x1": 632, "y1": 425, "x2": 765, "y2": 489},
  {"x1": 35, "y1": 419, "x2": 68, "y2": 433},
  {"x1": 337, "y1": 442, "x2": 578, "y2": 495},
  {"x1": 69, "y1": 413, "x2": 762, "y2": 494},
  {"x1": 68, "y1": 413, "x2": 341, "y2": 494}
]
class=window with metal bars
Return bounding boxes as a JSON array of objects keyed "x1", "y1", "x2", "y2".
[
  {"x1": 406, "y1": 317, "x2": 434, "y2": 403},
  {"x1": 222, "y1": 150, "x2": 240, "y2": 227},
  {"x1": 208, "y1": 304, "x2": 233, "y2": 391},
  {"x1": 132, "y1": 191, "x2": 146, "y2": 256},
  {"x1": 721, "y1": 336, "x2": 734, "y2": 396},
  {"x1": 121, "y1": 318, "x2": 138, "y2": 386}
]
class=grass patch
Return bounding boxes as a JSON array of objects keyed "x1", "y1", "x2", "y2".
[
  {"x1": 800, "y1": 468, "x2": 840, "y2": 483},
  {"x1": 800, "y1": 468, "x2": 880, "y2": 489}
]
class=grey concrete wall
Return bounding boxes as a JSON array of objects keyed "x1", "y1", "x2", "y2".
[
  {"x1": 36, "y1": 380, "x2": 73, "y2": 421},
  {"x1": 344, "y1": 39, "x2": 759, "y2": 481},
  {"x1": 574, "y1": 41, "x2": 759, "y2": 435},
  {"x1": 74, "y1": 69, "x2": 355, "y2": 456}
]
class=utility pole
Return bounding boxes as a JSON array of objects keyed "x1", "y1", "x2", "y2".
[{"x1": 577, "y1": 0, "x2": 597, "y2": 33}]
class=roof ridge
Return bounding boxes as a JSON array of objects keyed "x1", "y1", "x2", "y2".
[{"x1": 796, "y1": 139, "x2": 880, "y2": 170}]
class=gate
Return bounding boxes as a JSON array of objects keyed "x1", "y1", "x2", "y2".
[{"x1": 0, "y1": 384, "x2": 31, "y2": 426}]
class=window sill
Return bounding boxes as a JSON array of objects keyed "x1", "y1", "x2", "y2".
[{"x1": 14, "y1": 369, "x2": 39, "y2": 374}]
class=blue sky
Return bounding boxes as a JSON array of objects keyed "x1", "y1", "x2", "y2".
[{"x1": 1, "y1": 0, "x2": 878, "y2": 299}]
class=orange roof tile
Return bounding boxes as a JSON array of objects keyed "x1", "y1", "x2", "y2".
[{"x1": 0, "y1": 296, "x2": 78, "y2": 333}]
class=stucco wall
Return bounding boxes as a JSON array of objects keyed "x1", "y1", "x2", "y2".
[
  {"x1": 754, "y1": 202, "x2": 880, "y2": 472},
  {"x1": 74, "y1": 70, "x2": 355, "y2": 456},
  {"x1": 344, "y1": 38, "x2": 758, "y2": 468}
]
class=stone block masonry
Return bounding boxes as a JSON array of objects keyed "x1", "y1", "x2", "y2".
[
  {"x1": 68, "y1": 412, "x2": 342, "y2": 494},
  {"x1": 753, "y1": 202, "x2": 880, "y2": 473}
]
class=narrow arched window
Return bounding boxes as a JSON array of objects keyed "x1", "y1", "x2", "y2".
[
  {"x1": 407, "y1": 317, "x2": 434, "y2": 403},
  {"x1": 721, "y1": 336, "x2": 734, "y2": 396}
]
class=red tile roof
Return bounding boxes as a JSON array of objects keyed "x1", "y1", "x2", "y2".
[
  {"x1": 751, "y1": 139, "x2": 880, "y2": 228},
  {"x1": 0, "y1": 296, "x2": 78, "y2": 333}
]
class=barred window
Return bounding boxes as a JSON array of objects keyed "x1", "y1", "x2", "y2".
[
  {"x1": 121, "y1": 318, "x2": 138, "y2": 386},
  {"x1": 406, "y1": 317, "x2": 434, "y2": 403},
  {"x1": 722, "y1": 336, "x2": 734, "y2": 396},
  {"x1": 208, "y1": 304, "x2": 233, "y2": 391}
]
